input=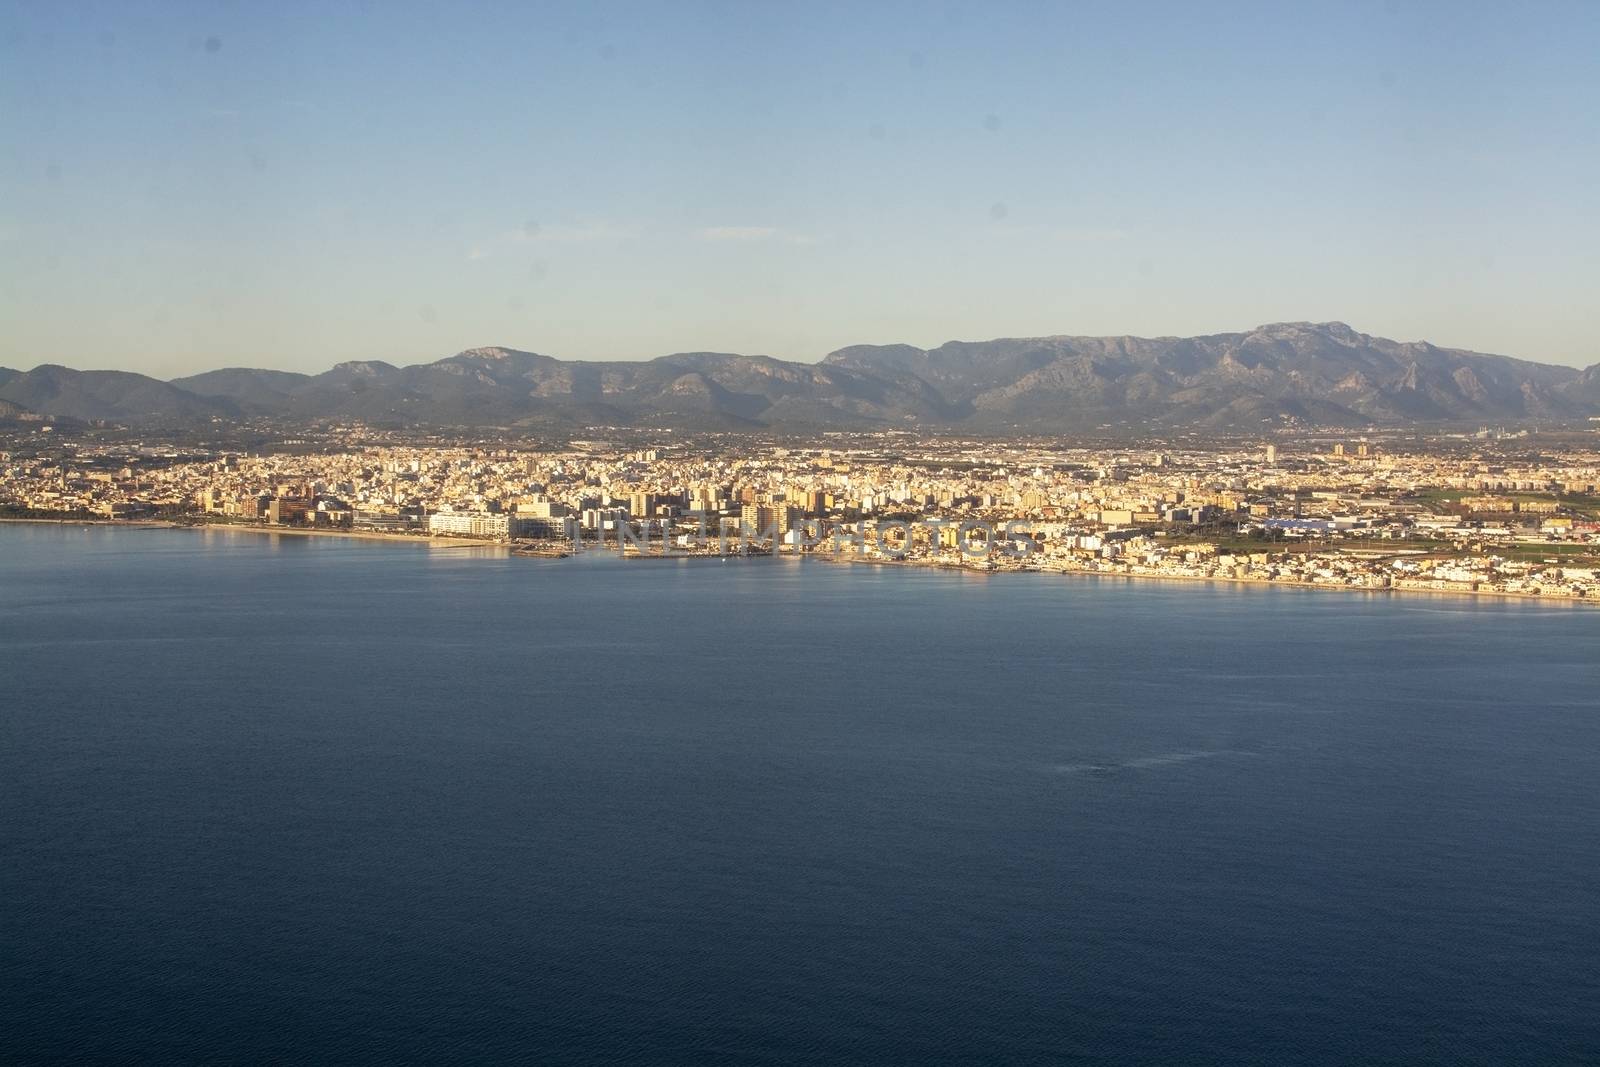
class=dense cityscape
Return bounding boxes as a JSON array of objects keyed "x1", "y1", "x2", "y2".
[{"x1": 5, "y1": 421, "x2": 1599, "y2": 601}]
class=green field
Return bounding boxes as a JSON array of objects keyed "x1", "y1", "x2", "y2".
[
  {"x1": 1404, "y1": 488, "x2": 1599, "y2": 520},
  {"x1": 1408, "y1": 488, "x2": 1466, "y2": 505},
  {"x1": 1478, "y1": 542, "x2": 1600, "y2": 563},
  {"x1": 1163, "y1": 530, "x2": 1597, "y2": 564}
]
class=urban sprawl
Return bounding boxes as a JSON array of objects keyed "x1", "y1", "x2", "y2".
[{"x1": 5, "y1": 429, "x2": 1600, "y2": 602}]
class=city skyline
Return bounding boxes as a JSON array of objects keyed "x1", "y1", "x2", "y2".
[
  {"x1": 4, "y1": 1, "x2": 1599, "y2": 375},
  {"x1": 7, "y1": 422, "x2": 1600, "y2": 601}
]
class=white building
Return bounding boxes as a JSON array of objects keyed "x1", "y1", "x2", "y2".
[{"x1": 427, "y1": 511, "x2": 510, "y2": 538}]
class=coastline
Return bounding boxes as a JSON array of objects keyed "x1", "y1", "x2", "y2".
[
  {"x1": 5, "y1": 518, "x2": 1595, "y2": 604},
  {"x1": 0, "y1": 517, "x2": 179, "y2": 528},
  {"x1": 188, "y1": 525, "x2": 503, "y2": 549},
  {"x1": 806, "y1": 550, "x2": 1600, "y2": 606},
  {"x1": 0, "y1": 517, "x2": 500, "y2": 549},
  {"x1": 576, "y1": 540, "x2": 1599, "y2": 605}
]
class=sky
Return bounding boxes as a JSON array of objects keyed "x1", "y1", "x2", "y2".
[{"x1": 2, "y1": 0, "x2": 1597, "y2": 377}]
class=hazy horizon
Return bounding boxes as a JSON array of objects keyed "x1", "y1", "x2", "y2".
[{"x1": 4, "y1": 1, "x2": 1597, "y2": 376}]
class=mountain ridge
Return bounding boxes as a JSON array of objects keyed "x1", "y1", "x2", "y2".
[{"x1": 3, "y1": 323, "x2": 1596, "y2": 431}]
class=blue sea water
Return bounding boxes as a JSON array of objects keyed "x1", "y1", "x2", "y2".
[{"x1": 2, "y1": 523, "x2": 1599, "y2": 1064}]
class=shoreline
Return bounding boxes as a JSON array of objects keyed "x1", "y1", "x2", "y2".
[
  {"x1": 189, "y1": 524, "x2": 503, "y2": 549},
  {"x1": 0, "y1": 517, "x2": 501, "y2": 549},
  {"x1": 6, "y1": 518, "x2": 1595, "y2": 604},
  {"x1": 569, "y1": 540, "x2": 1599, "y2": 605},
  {"x1": 0, "y1": 517, "x2": 179, "y2": 528},
  {"x1": 805, "y1": 551, "x2": 1599, "y2": 606}
]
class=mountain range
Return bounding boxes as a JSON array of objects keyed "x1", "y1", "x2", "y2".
[{"x1": 3, "y1": 323, "x2": 1597, "y2": 432}]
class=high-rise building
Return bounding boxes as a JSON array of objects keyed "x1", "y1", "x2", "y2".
[
  {"x1": 267, "y1": 496, "x2": 311, "y2": 525},
  {"x1": 629, "y1": 491, "x2": 667, "y2": 519},
  {"x1": 740, "y1": 503, "x2": 799, "y2": 539}
]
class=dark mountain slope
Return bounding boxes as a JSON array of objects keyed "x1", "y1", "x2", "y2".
[
  {"x1": 823, "y1": 323, "x2": 1589, "y2": 430},
  {"x1": 5, "y1": 325, "x2": 1593, "y2": 430},
  {"x1": 0, "y1": 365, "x2": 236, "y2": 422}
]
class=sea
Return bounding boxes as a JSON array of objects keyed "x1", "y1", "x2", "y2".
[{"x1": 3, "y1": 523, "x2": 1598, "y2": 1064}]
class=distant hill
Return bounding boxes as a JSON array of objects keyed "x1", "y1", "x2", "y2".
[
  {"x1": 4, "y1": 324, "x2": 1597, "y2": 431},
  {"x1": 0, "y1": 365, "x2": 236, "y2": 422},
  {"x1": 1566, "y1": 363, "x2": 1600, "y2": 405},
  {"x1": 179, "y1": 346, "x2": 956, "y2": 428},
  {"x1": 172, "y1": 367, "x2": 316, "y2": 408},
  {"x1": 823, "y1": 322, "x2": 1595, "y2": 429}
]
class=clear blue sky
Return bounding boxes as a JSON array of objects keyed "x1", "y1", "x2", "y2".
[{"x1": 2, "y1": 0, "x2": 1596, "y2": 376}]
